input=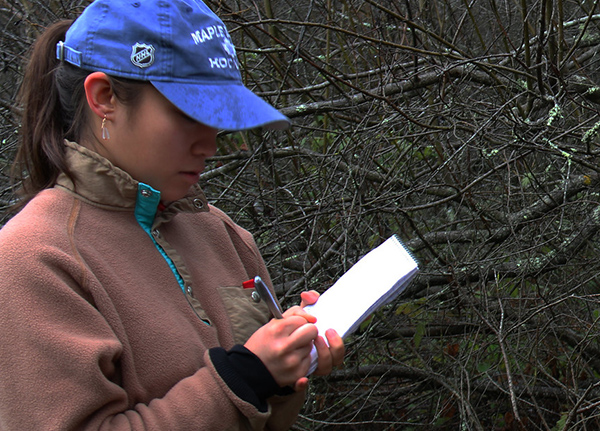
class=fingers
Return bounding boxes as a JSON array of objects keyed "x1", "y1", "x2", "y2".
[
  {"x1": 293, "y1": 376, "x2": 310, "y2": 392},
  {"x1": 245, "y1": 316, "x2": 318, "y2": 387},
  {"x1": 284, "y1": 292, "x2": 346, "y2": 378},
  {"x1": 266, "y1": 316, "x2": 319, "y2": 360},
  {"x1": 300, "y1": 290, "x2": 320, "y2": 308},
  {"x1": 271, "y1": 315, "x2": 315, "y2": 337},
  {"x1": 285, "y1": 320, "x2": 319, "y2": 352},
  {"x1": 325, "y1": 329, "x2": 345, "y2": 367},
  {"x1": 312, "y1": 329, "x2": 345, "y2": 376},
  {"x1": 283, "y1": 305, "x2": 317, "y2": 323},
  {"x1": 282, "y1": 290, "x2": 320, "y2": 321}
]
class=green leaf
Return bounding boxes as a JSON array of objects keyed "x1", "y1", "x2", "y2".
[{"x1": 414, "y1": 322, "x2": 426, "y2": 348}]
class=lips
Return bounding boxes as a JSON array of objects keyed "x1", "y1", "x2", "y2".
[{"x1": 180, "y1": 171, "x2": 201, "y2": 183}]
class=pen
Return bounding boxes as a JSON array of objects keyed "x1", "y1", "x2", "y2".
[{"x1": 254, "y1": 275, "x2": 284, "y2": 319}]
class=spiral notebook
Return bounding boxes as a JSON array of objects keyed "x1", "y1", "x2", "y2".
[{"x1": 304, "y1": 235, "x2": 419, "y2": 374}]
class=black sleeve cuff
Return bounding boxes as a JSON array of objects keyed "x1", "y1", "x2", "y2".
[{"x1": 209, "y1": 345, "x2": 294, "y2": 412}]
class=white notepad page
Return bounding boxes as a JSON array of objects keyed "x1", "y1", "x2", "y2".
[{"x1": 304, "y1": 235, "x2": 419, "y2": 374}]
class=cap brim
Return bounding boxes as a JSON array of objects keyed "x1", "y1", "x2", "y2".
[{"x1": 151, "y1": 81, "x2": 290, "y2": 131}]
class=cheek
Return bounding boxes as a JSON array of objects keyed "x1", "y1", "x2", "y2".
[{"x1": 132, "y1": 126, "x2": 174, "y2": 158}]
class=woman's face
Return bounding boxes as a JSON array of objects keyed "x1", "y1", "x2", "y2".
[{"x1": 99, "y1": 84, "x2": 218, "y2": 203}]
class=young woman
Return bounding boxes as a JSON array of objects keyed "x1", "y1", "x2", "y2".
[{"x1": 0, "y1": 0, "x2": 344, "y2": 429}]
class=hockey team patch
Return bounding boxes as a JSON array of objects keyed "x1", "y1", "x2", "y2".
[{"x1": 131, "y1": 43, "x2": 155, "y2": 68}]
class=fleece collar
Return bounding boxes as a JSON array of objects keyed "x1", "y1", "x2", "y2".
[{"x1": 55, "y1": 140, "x2": 210, "y2": 220}]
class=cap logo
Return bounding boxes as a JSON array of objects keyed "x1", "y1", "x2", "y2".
[{"x1": 131, "y1": 43, "x2": 155, "y2": 68}]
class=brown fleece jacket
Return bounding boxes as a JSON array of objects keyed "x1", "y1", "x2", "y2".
[{"x1": 0, "y1": 141, "x2": 304, "y2": 430}]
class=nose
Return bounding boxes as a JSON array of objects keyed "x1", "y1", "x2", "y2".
[{"x1": 191, "y1": 125, "x2": 218, "y2": 157}]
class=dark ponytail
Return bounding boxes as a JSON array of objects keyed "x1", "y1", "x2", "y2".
[
  {"x1": 12, "y1": 20, "x2": 146, "y2": 208},
  {"x1": 12, "y1": 20, "x2": 80, "y2": 206}
]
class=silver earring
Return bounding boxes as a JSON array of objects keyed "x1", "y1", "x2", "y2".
[{"x1": 101, "y1": 115, "x2": 110, "y2": 140}]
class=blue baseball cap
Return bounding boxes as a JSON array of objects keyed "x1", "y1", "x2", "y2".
[{"x1": 56, "y1": 0, "x2": 290, "y2": 131}]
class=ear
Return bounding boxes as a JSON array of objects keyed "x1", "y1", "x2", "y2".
[{"x1": 83, "y1": 72, "x2": 116, "y2": 120}]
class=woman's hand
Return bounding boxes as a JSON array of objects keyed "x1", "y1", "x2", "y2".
[
  {"x1": 298, "y1": 290, "x2": 345, "y2": 376},
  {"x1": 245, "y1": 290, "x2": 346, "y2": 392},
  {"x1": 244, "y1": 314, "x2": 317, "y2": 390},
  {"x1": 283, "y1": 291, "x2": 345, "y2": 380}
]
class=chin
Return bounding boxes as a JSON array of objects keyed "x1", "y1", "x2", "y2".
[{"x1": 165, "y1": 191, "x2": 189, "y2": 203}]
